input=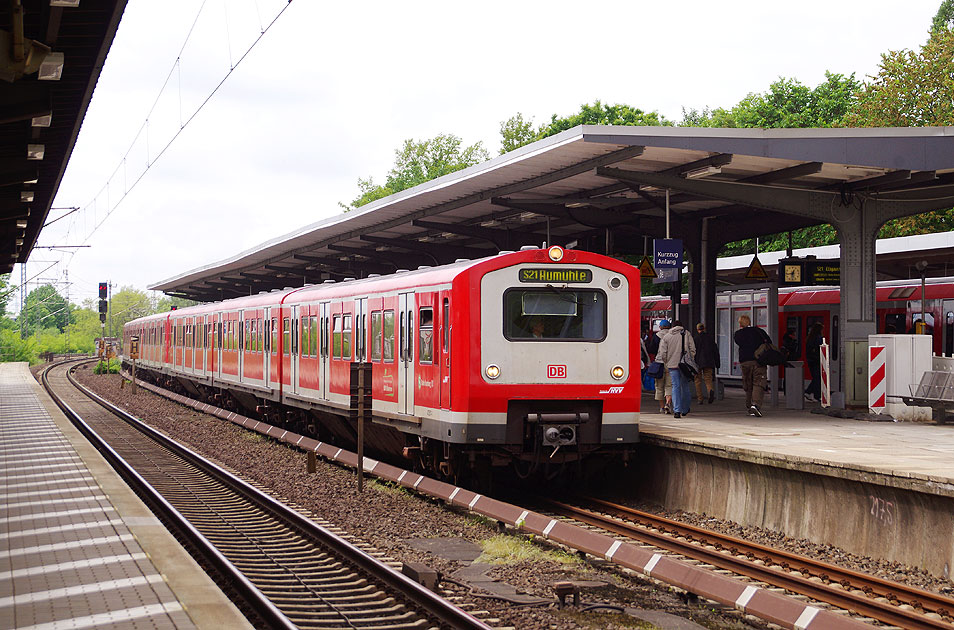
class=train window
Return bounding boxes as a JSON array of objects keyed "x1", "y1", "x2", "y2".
[
  {"x1": 399, "y1": 312, "x2": 405, "y2": 362},
  {"x1": 332, "y1": 315, "x2": 342, "y2": 359},
  {"x1": 383, "y1": 310, "x2": 395, "y2": 362},
  {"x1": 343, "y1": 314, "x2": 352, "y2": 359},
  {"x1": 419, "y1": 308, "x2": 434, "y2": 364},
  {"x1": 371, "y1": 311, "x2": 383, "y2": 361},
  {"x1": 443, "y1": 299, "x2": 450, "y2": 351},
  {"x1": 503, "y1": 289, "x2": 607, "y2": 341},
  {"x1": 292, "y1": 318, "x2": 299, "y2": 355},
  {"x1": 271, "y1": 318, "x2": 278, "y2": 354},
  {"x1": 283, "y1": 318, "x2": 291, "y2": 355},
  {"x1": 358, "y1": 313, "x2": 368, "y2": 361},
  {"x1": 405, "y1": 312, "x2": 412, "y2": 363},
  {"x1": 308, "y1": 317, "x2": 314, "y2": 355}
]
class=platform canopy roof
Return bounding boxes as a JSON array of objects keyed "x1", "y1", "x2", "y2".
[
  {"x1": 152, "y1": 125, "x2": 954, "y2": 302},
  {"x1": 0, "y1": 0, "x2": 127, "y2": 275}
]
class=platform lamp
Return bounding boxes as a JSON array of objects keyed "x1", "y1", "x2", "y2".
[{"x1": 915, "y1": 260, "x2": 929, "y2": 334}]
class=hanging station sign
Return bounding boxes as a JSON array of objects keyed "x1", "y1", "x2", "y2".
[{"x1": 653, "y1": 238, "x2": 682, "y2": 284}]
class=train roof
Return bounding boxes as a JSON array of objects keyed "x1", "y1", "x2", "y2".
[{"x1": 129, "y1": 248, "x2": 636, "y2": 325}]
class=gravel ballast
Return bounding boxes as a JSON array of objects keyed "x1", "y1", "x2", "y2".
[{"x1": 69, "y1": 365, "x2": 917, "y2": 629}]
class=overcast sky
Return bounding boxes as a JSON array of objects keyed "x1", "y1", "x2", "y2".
[{"x1": 19, "y1": 0, "x2": 942, "y2": 308}]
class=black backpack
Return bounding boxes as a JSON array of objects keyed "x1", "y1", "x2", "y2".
[{"x1": 646, "y1": 333, "x2": 660, "y2": 356}]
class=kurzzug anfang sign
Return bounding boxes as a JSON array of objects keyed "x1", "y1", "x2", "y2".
[{"x1": 653, "y1": 238, "x2": 682, "y2": 284}]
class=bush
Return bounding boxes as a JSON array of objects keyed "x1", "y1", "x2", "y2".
[
  {"x1": 0, "y1": 329, "x2": 38, "y2": 363},
  {"x1": 93, "y1": 360, "x2": 120, "y2": 375}
]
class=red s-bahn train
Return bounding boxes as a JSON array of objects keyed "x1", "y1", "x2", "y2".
[
  {"x1": 642, "y1": 277, "x2": 954, "y2": 384},
  {"x1": 123, "y1": 247, "x2": 641, "y2": 480}
]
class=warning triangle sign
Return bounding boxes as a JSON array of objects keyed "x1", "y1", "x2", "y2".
[
  {"x1": 744, "y1": 255, "x2": 769, "y2": 280},
  {"x1": 637, "y1": 256, "x2": 657, "y2": 279}
]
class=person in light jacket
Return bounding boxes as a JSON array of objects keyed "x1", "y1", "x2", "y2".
[
  {"x1": 656, "y1": 320, "x2": 696, "y2": 418},
  {"x1": 652, "y1": 320, "x2": 673, "y2": 413}
]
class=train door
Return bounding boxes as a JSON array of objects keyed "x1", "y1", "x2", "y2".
[
  {"x1": 289, "y1": 305, "x2": 300, "y2": 395},
  {"x1": 356, "y1": 298, "x2": 368, "y2": 362},
  {"x1": 215, "y1": 314, "x2": 222, "y2": 379},
  {"x1": 399, "y1": 292, "x2": 415, "y2": 415},
  {"x1": 319, "y1": 302, "x2": 330, "y2": 400},
  {"x1": 264, "y1": 307, "x2": 275, "y2": 388},
  {"x1": 439, "y1": 291, "x2": 451, "y2": 409}
]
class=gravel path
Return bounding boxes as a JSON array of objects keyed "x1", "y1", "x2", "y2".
[{"x1": 68, "y1": 367, "x2": 762, "y2": 630}]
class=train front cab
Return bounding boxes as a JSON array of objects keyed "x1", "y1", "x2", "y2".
[{"x1": 471, "y1": 250, "x2": 640, "y2": 469}]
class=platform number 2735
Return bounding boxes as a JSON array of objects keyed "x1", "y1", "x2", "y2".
[{"x1": 869, "y1": 495, "x2": 895, "y2": 526}]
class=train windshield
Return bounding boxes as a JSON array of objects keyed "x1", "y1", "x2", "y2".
[{"x1": 504, "y1": 288, "x2": 607, "y2": 341}]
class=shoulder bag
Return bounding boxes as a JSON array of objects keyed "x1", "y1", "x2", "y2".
[
  {"x1": 754, "y1": 329, "x2": 785, "y2": 366},
  {"x1": 678, "y1": 331, "x2": 699, "y2": 378}
]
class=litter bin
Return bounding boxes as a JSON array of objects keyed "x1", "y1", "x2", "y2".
[{"x1": 785, "y1": 361, "x2": 805, "y2": 410}]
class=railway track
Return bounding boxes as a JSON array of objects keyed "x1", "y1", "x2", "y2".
[
  {"x1": 42, "y1": 360, "x2": 493, "y2": 630},
  {"x1": 540, "y1": 496, "x2": 954, "y2": 630}
]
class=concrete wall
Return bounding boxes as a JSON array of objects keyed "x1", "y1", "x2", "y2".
[{"x1": 634, "y1": 441, "x2": 954, "y2": 579}]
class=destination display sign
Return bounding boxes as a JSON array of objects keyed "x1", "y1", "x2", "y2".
[
  {"x1": 779, "y1": 258, "x2": 840, "y2": 286},
  {"x1": 808, "y1": 261, "x2": 840, "y2": 285},
  {"x1": 519, "y1": 268, "x2": 593, "y2": 283}
]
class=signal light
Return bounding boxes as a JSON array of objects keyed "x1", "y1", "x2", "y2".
[
  {"x1": 98, "y1": 299, "x2": 107, "y2": 314},
  {"x1": 98, "y1": 282, "x2": 107, "y2": 299}
]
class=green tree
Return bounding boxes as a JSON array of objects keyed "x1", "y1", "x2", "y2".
[
  {"x1": 108, "y1": 287, "x2": 154, "y2": 334},
  {"x1": 0, "y1": 274, "x2": 12, "y2": 318},
  {"x1": 847, "y1": 29, "x2": 954, "y2": 127},
  {"x1": 537, "y1": 100, "x2": 671, "y2": 138},
  {"x1": 345, "y1": 134, "x2": 490, "y2": 210},
  {"x1": 499, "y1": 100, "x2": 672, "y2": 154},
  {"x1": 932, "y1": 0, "x2": 954, "y2": 34},
  {"x1": 682, "y1": 73, "x2": 859, "y2": 129},
  {"x1": 499, "y1": 112, "x2": 537, "y2": 154},
  {"x1": 21, "y1": 285, "x2": 72, "y2": 333},
  {"x1": 65, "y1": 305, "x2": 101, "y2": 354}
]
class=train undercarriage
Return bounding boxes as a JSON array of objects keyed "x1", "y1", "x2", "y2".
[{"x1": 128, "y1": 364, "x2": 634, "y2": 488}]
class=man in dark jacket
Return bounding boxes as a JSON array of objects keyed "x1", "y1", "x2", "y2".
[
  {"x1": 692, "y1": 323, "x2": 720, "y2": 404},
  {"x1": 733, "y1": 314, "x2": 767, "y2": 417}
]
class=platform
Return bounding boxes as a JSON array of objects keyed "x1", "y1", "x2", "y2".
[
  {"x1": 0, "y1": 362, "x2": 252, "y2": 630},
  {"x1": 636, "y1": 386, "x2": 954, "y2": 576},
  {"x1": 639, "y1": 388, "x2": 954, "y2": 489}
]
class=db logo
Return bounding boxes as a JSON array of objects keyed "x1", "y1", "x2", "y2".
[{"x1": 547, "y1": 365, "x2": 567, "y2": 378}]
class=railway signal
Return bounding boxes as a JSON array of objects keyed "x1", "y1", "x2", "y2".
[{"x1": 99, "y1": 281, "x2": 107, "y2": 323}]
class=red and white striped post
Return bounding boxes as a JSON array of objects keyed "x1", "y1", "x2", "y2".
[
  {"x1": 869, "y1": 345, "x2": 887, "y2": 414},
  {"x1": 820, "y1": 340, "x2": 830, "y2": 408}
]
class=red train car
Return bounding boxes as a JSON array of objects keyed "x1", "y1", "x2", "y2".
[
  {"x1": 124, "y1": 247, "x2": 641, "y2": 480},
  {"x1": 641, "y1": 277, "x2": 954, "y2": 385}
]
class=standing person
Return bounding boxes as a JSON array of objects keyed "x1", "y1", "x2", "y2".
[
  {"x1": 692, "y1": 323, "x2": 720, "y2": 404},
  {"x1": 652, "y1": 320, "x2": 673, "y2": 413},
  {"x1": 733, "y1": 315, "x2": 767, "y2": 417},
  {"x1": 657, "y1": 319, "x2": 696, "y2": 419},
  {"x1": 804, "y1": 322, "x2": 823, "y2": 402}
]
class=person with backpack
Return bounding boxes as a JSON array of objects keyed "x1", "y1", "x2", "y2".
[
  {"x1": 656, "y1": 319, "x2": 696, "y2": 419},
  {"x1": 733, "y1": 314, "x2": 767, "y2": 417}
]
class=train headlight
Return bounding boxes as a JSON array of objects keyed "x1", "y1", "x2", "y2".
[
  {"x1": 547, "y1": 245, "x2": 564, "y2": 262},
  {"x1": 611, "y1": 365, "x2": 625, "y2": 380},
  {"x1": 486, "y1": 364, "x2": 500, "y2": 379}
]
